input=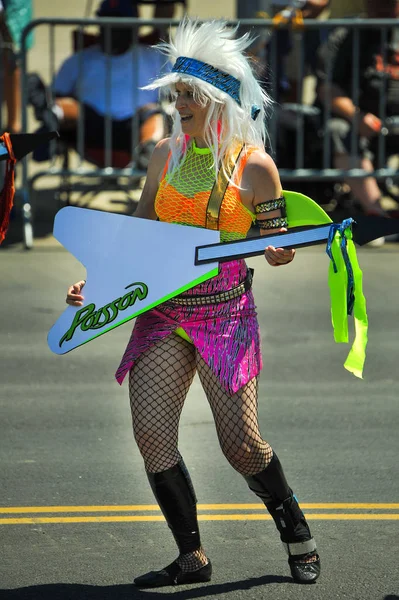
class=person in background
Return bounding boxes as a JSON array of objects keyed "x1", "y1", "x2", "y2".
[
  {"x1": 316, "y1": 0, "x2": 399, "y2": 226},
  {"x1": 0, "y1": 0, "x2": 33, "y2": 134},
  {"x1": 27, "y1": 0, "x2": 175, "y2": 167},
  {"x1": 263, "y1": 0, "x2": 331, "y2": 103},
  {"x1": 66, "y1": 17, "x2": 321, "y2": 588}
]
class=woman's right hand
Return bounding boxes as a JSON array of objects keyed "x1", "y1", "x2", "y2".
[{"x1": 66, "y1": 280, "x2": 86, "y2": 306}]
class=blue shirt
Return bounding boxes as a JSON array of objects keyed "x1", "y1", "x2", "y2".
[{"x1": 53, "y1": 44, "x2": 167, "y2": 120}]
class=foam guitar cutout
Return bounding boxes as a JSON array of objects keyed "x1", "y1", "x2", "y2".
[
  {"x1": 48, "y1": 191, "x2": 399, "y2": 356},
  {"x1": 48, "y1": 208, "x2": 220, "y2": 354}
]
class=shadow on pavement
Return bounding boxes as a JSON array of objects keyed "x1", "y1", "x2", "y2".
[{"x1": 0, "y1": 575, "x2": 292, "y2": 599}]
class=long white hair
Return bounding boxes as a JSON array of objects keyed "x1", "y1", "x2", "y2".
[{"x1": 144, "y1": 17, "x2": 272, "y2": 180}]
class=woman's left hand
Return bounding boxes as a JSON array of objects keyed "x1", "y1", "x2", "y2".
[{"x1": 264, "y1": 228, "x2": 296, "y2": 267}]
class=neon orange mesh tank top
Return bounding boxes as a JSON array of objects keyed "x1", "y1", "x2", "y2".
[{"x1": 155, "y1": 140, "x2": 256, "y2": 242}]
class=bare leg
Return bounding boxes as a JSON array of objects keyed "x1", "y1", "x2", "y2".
[
  {"x1": 56, "y1": 98, "x2": 165, "y2": 142},
  {"x1": 335, "y1": 153, "x2": 386, "y2": 215},
  {"x1": 139, "y1": 111, "x2": 165, "y2": 144},
  {"x1": 54, "y1": 97, "x2": 79, "y2": 128}
]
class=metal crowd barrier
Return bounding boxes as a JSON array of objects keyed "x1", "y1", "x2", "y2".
[{"x1": 16, "y1": 17, "x2": 399, "y2": 248}]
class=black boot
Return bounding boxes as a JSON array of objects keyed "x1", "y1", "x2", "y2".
[
  {"x1": 244, "y1": 453, "x2": 320, "y2": 584},
  {"x1": 134, "y1": 459, "x2": 212, "y2": 588}
]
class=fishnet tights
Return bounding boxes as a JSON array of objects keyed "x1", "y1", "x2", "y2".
[
  {"x1": 196, "y1": 359, "x2": 273, "y2": 476},
  {"x1": 129, "y1": 334, "x2": 197, "y2": 473},
  {"x1": 177, "y1": 547, "x2": 209, "y2": 572},
  {"x1": 129, "y1": 333, "x2": 272, "y2": 476},
  {"x1": 128, "y1": 333, "x2": 273, "y2": 571}
]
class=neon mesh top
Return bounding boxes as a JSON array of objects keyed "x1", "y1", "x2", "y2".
[{"x1": 155, "y1": 140, "x2": 256, "y2": 241}]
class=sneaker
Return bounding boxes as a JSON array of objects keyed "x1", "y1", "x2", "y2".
[
  {"x1": 27, "y1": 73, "x2": 59, "y2": 131},
  {"x1": 365, "y1": 236, "x2": 385, "y2": 248},
  {"x1": 27, "y1": 73, "x2": 50, "y2": 116}
]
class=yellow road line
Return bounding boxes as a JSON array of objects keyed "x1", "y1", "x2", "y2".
[
  {"x1": 1, "y1": 514, "x2": 398, "y2": 525},
  {"x1": 0, "y1": 503, "x2": 398, "y2": 514}
]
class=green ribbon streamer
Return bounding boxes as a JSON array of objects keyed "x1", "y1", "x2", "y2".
[
  {"x1": 327, "y1": 228, "x2": 368, "y2": 379},
  {"x1": 283, "y1": 190, "x2": 368, "y2": 379},
  {"x1": 284, "y1": 190, "x2": 368, "y2": 379}
]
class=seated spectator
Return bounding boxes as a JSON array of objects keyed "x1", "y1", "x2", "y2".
[
  {"x1": 27, "y1": 0, "x2": 173, "y2": 168},
  {"x1": 316, "y1": 0, "x2": 399, "y2": 218}
]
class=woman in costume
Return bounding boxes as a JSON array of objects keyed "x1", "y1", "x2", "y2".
[{"x1": 66, "y1": 18, "x2": 321, "y2": 587}]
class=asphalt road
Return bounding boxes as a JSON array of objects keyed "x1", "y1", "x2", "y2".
[
  {"x1": 1, "y1": 221, "x2": 399, "y2": 600},
  {"x1": 1, "y1": 0, "x2": 398, "y2": 598}
]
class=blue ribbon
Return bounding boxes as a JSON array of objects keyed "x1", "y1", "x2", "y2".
[
  {"x1": 326, "y1": 219, "x2": 355, "y2": 315},
  {"x1": 251, "y1": 105, "x2": 261, "y2": 121}
]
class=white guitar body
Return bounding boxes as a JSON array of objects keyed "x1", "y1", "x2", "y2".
[{"x1": 48, "y1": 207, "x2": 219, "y2": 354}]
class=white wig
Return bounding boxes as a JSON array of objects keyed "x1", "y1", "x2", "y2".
[{"x1": 144, "y1": 17, "x2": 273, "y2": 180}]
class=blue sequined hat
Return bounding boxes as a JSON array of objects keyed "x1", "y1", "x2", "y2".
[{"x1": 172, "y1": 56, "x2": 242, "y2": 106}]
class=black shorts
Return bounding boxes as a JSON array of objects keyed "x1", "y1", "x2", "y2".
[{"x1": 61, "y1": 103, "x2": 163, "y2": 151}]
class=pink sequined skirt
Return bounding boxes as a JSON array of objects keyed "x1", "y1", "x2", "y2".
[{"x1": 115, "y1": 259, "x2": 262, "y2": 394}]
